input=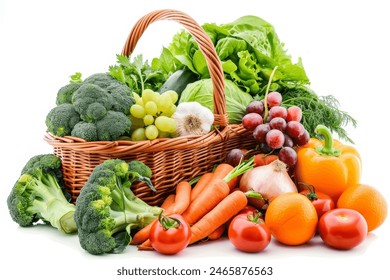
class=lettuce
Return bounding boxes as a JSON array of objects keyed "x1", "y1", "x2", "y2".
[
  {"x1": 179, "y1": 79, "x2": 253, "y2": 124},
  {"x1": 157, "y1": 15, "x2": 309, "y2": 95}
]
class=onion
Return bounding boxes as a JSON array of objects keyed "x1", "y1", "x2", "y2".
[{"x1": 239, "y1": 159, "x2": 297, "y2": 209}]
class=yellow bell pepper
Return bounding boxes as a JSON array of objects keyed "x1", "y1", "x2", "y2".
[{"x1": 294, "y1": 125, "x2": 362, "y2": 203}]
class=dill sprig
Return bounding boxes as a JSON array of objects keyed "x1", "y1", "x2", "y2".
[{"x1": 280, "y1": 85, "x2": 357, "y2": 143}]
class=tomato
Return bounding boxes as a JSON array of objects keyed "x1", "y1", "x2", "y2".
[
  {"x1": 149, "y1": 213, "x2": 191, "y2": 255},
  {"x1": 299, "y1": 184, "x2": 335, "y2": 218},
  {"x1": 318, "y1": 208, "x2": 368, "y2": 250},
  {"x1": 238, "y1": 205, "x2": 261, "y2": 216},
  {"x1": 228, "y1": 212, "x2": 271, "y2": 253}
]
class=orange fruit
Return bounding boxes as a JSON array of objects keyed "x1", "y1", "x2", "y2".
[
  {"x1": 337, "y1": 184, "x2": 387, "y2": 232},
  {"x1": 265, "y1": 192, "x2": 318, "y2": 245}
]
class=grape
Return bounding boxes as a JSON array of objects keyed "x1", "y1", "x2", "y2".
[
  {"x1": 286, "y1": 105, "x2": 302, "y2": 122},
  {"x1": 283, "y1": 133, "x2": 294, "y2": 147},
  {"x1": 163, "y1": 90, "x2": 179, "y2": 104},
  {"x1": 267, "y1": 91, "x2": 282, "y2": 107},
  {"x1": 269, "y1": 117, "x2": 287, "y2": 131},
  {"x1": 286, "y1": 121, "x2": 305, "y2": 138},
  {"x1": 155, "y1": 116, "x2": 177, "y2": 133},
  {"x1": 133, "y1": 92, "x2": 143, "y2": 106},
  {"x1": 145, "y1": 125, "x2": 159, "y2": 140},
  {"x1": 130, "y1": 104, "x2": 146, "y2": 119},
  {"x1": 269, "y1": 106, "x2": 288, "y2": 119},
  {"x1": 253, "y1": 123, "x2": 270, "y2": 143},
  {"x1": 158, "y1": 94, "x2": 173, "y2": 113},
  {"x1": 246, "y1": 100, "x2": 264, "y2": 115},
  {"x1": 226, "y1": 149, "x2": 245, "y2": 167},
  {"x1": 143, "y1": 114, "x2": 154, "y2": 126},
  {"x1": 295, "y1": 129, "x2": 310, "y2": 146},
  {"x1": 266, "y1": 129, "x2": 285, "y2": 149},
  {"x1": 242, "y1": 113, "x2": 263, "y2": 131},
  {"x1": 131, "y1": 127, "x2": 147, "y2": 141},
  {"x1": 144, "y1": 101, "x2": 158, "y2": 116},
  {"x1": 278, "y1": 147, "x2": 297, "y2": 166},
  {"x1": 141, "y1": 89, "x2": 156, "y2": 104}
]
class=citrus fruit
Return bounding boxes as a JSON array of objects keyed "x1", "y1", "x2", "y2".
[
  {"x1": 265, "y1": 192, "x2": 318, "y2": 245},
  {"x1": 337, "y1": 184, "x2": 387, "y2": 232}
]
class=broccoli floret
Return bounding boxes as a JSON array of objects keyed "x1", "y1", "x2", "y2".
[
  {"x1": 74, "y1": 159, "x2": 160, "y2": 255},
  {"x1": 46, "y1": 103, "x2": 81, "y2": 137},
  {"x1": 128, "y1": 160, "x2": 152, "y2": 178},
  {"x1": 72, "y1": 83, "x2": 114, "y2": 122},
  {"x1": 96, "y1": 111, "x2": 131, "y2": 141},
  {"x1": 7, "y1": 154, "x2": 77, "y2": 234},
  {"x1": 106, "y1": 83, "x2": 134, "y2": 115},
  {"x1": 56, "y1": 83, "x2": 82, "y2": 105},
  {"x1": 83, "y1": 73, "x2": 118, "y2": 89},
  {"x1": 71, "y1": 121, "x2": 98, "y2": 141}
]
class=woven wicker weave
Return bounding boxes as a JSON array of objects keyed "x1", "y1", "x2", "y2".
[{"x1": 44, "y1": 9, "x2": 256, "y2": 205}]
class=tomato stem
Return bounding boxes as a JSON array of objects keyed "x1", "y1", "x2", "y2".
[
  {"x1": 158, "y1": 211, "x2": 181, "y2": 230},
  {"x1": 298, "y1": 182, "x2": 318, "y2": 201},
  {"x1": 247, "y1": 210, "x2": 264, "y2": 224}
]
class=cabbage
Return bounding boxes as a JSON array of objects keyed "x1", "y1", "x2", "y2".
[{"x1": 179, "y1": 79, "x2": 253, "y2": 124}]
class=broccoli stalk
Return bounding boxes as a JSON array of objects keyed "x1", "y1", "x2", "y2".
[
  {"x1": 7, "y1": 154, "x2": 77, "y2": 234},
  {"x1": 74, "y1": 159, "x2": 161, "y2": 255}
]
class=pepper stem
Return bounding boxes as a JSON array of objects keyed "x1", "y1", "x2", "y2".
[{"x1": 314, "y1": 124, "x2": 341, "y2": 157}]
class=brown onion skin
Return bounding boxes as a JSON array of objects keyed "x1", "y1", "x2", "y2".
[{"x1": 239, "y1": 160, "x2": 297, "y2": 210}]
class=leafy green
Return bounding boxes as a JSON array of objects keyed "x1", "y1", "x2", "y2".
[
  {"x1": 109, "y1": 54, "x2": 167, "y2": 94},
  {"x1": 179, "y1": 79, "x2": 253, "y2": 124}
]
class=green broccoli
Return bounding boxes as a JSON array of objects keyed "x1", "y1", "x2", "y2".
[
  {"x1": 7, "y1": 154, "x2": 77, "y2": 234},
  {"x1": 96, "y1": 111, "x2": 131, "y2": 141},
  {"x1": 74, "y1": 159, "x2": 161, "y2": 255},
  {"x1": 83, "y1": 73, "x2": 118, "y2": 89},
  {"x1": 46, "y1": 103, "x2": 81, "y2": 137},
  {"x1": 56, "y1": 83, "x2": 82, "y2": 105},
  {"x1": 106, "y1": 83, "x2": 134, "y2": 115},
  {"x1": 72, "y1": 83, "x2": 115, "y2": 122},
  {"x1": 71, "y1": 121, "x2": 98, "y2": 141}
]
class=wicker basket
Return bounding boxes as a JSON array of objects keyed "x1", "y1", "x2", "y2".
[{"x1": 44, "y1": 9, "x2": 256, "y2": 205}]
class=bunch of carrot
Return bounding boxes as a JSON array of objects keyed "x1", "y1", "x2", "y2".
[{"x1": 131, "y1": 158, "x2": 255, "y2": 250}]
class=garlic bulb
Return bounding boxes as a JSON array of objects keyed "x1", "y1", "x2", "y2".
[{"x1": 172, "y1": 102, "x2": 214, "y2": 136}]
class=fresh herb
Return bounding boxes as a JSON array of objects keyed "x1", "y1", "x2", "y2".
[
  {"x1": 280, "y1": 85, "x2": 357, "y2": 143},
  {"x1": 109, "y1": 54, "x2": 167, "y2": 94}
]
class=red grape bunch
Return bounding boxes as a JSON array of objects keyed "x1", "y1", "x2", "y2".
[{"x1": 242, "y1": 91, "x2": 310, "y2": 167}]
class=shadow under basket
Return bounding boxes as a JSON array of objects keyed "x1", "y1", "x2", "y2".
[{"x1": 44, "y1": 9, "x2": 257, "y2": 206}]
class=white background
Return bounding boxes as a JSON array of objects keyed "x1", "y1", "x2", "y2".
[{"x1": 1, "y1": 0, "x2": 389, "y2": 279}]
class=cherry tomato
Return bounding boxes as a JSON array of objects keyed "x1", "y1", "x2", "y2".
[
  {"x1": 228, "y1": 212, "x2": 271, "y2": 253},
  {"x1": 149, "y1": 213, "x2": 191, "y2": 255},
  {"x1": 299, "y1": 184, "x2": 335, "y2": 218},
  {"x1": 318, "y1": 208, "x2": 368, "y2": 250}
]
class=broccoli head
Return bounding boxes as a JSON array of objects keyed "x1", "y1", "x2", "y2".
[
  {"x1": 83, "y1": 73, "x2": 118, "y2": 89},
  {"x1": 74, "y1": 159, "x2": 160, "y2": 255},
  {"x1": 56, "y1": 83, "x2": 82, "y2": 105},
  {"x1": 72, "y1": 83, "x2": 114, "y2": 123},
  {"x1": 71, "y1": 121, "x2": 98, "y2": 141},
  {"x1": 106, "y1": 83, "x2": 134, "y2": 115},
  {"x1": 46, "y1": 103, "x2": 81, "y2": 137},
  {"x1": 7, "y1": 154, "x2": 77, "y2": 234},
  {"x1": 96, "y1": 111, "x2": 131, "y2": 141}
]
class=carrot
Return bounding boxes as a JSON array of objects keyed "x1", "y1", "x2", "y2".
[
  {"x1": 172, "y1": 181, "x2": 191, "y2": 214},
  {"x1": 138, "y1": 239, "x2": 153, "y2": 251},
  {"x1": 189, "y1": 190, "x2": 248, "y2": 245},
  {"x1": 211, "y1": 163, "x2": 236, "y2": 190},
  {"x1": 190, "y1": 172, "x2": 213, "y2": 202},
  {"x1": 182, "y1": 178, "x2": 230, "y2": 225},
  {"x1": 207, "y1": 223, "x2": 226, "y2": 241},
  {"x1": 254, "y1": 154, "x2": 278, "y2": 167},
  {"x1": 160, "y1": 194, "x2": 175, "y2": 209}
]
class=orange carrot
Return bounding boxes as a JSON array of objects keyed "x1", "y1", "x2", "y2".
[
  {"x1": 189, "y1": 190, "x2": 248, "y2": 245},
  {"x1": 190, "y1": 172, "x2": 213, "y2": 202},
  {"x1": 212, "y1": 163, "x2": 236, "y2": 189},
  {"x1": 254, "y1": 154, "x2": 278, "y2": 167},
  {"x1": 182, "y1": 178, "x2": 231, "y2": 225},
  {"x1": 172, "y1": 181, "x2": 191, "y2": 214},
  {"x1": 207, "y1": 223, "x2": 226, "y2": 241},
  {"x1": 138, "y1": 239, "x2": 153, "y2": 251},
  {"x1": 160, "y1": 194, "x2": 175, "y2": 209}
]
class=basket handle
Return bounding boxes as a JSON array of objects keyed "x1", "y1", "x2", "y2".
[{"x1": 121, "y1": 9, "x2": 228, "y2": 127}]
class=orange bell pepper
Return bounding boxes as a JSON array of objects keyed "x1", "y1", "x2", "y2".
[{"x1": 294, "y1": 125, "x2": 361, "y2": 203}]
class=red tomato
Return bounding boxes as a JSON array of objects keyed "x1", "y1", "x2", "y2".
[
  {"x1": 228, "y1": 213, "x2": 271, "y2": 253},
  {"x1": 318, "y1": 208, "x2": 368, "y2": 250},
  {"x1": 299, "y1": 185, "x2": 335, "y2": 218},
  {"x1": 149, "y1": 214, "x2": 191, "y2": 255},
  {"x1": 238, "y1": 205, "x2": 261, "y2": 216}
]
